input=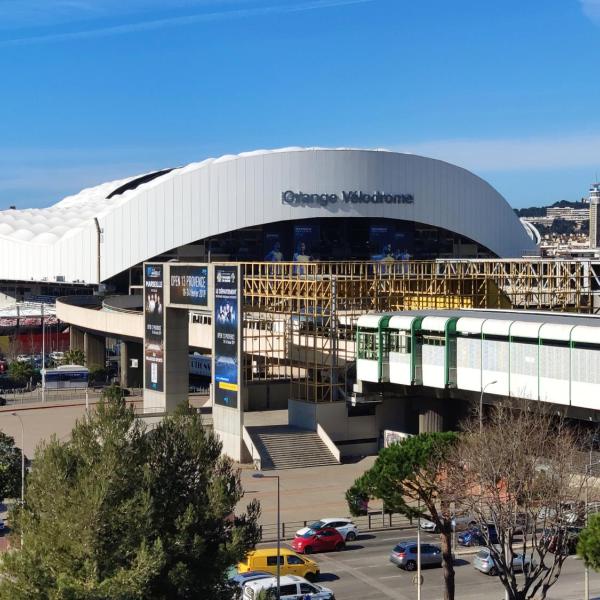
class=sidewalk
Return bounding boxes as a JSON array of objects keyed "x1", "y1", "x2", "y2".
[{"x1": 238, "y1": 457, "x2": 379, "y2": 526}]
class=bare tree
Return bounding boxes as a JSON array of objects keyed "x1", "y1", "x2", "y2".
[{"x1": 450, "y1": 402, "x2": 591, "y2": 600}]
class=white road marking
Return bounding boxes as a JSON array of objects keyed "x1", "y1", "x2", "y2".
[{"x1": 318, "y1": 553, "x2": 413, "y2": 600}]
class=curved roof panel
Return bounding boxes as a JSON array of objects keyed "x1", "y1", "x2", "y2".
[{"x1": 0, "y1": 147, "x2": 535, "y2": 284}]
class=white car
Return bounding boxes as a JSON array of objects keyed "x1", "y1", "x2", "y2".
[
  {"x1": 473, "y1": 547, "x2": 535, "y2": 575},
  {"x1": 296, "y1": 518, "x2": 358, "y2": 542},
  {"x1": 243, "y1": 575, "x2": 335, "y2": 600},
  {"x1": 419, "y1": 514, "x2": 476, "y2": 533},
  {"x1": 419, "y1": 518, "x2": 439, "y2": 532}
]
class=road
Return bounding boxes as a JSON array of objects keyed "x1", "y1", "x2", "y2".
[{"x1": 269, "y1": 528, "x2": 600, "y2": 600}]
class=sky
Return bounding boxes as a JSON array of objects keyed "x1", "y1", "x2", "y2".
[{"x1": 1, "y1": 0, "x2": 600, "y2": 209}]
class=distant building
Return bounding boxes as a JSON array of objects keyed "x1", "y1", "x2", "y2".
[
  {"x1": 546, "y1": 206, "x2": 589, "y2": 223},
  {"x1": 590, "y1": 183, "x2": 600, "y2": 248}
]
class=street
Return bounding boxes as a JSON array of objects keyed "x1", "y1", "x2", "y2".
[{"x1": 271, "y1": 528, "x2": 600, "y2": 600}]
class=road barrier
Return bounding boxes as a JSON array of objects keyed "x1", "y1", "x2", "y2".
[{"x1": 258, "y1": 512, "x2": 413, "y2": 543}]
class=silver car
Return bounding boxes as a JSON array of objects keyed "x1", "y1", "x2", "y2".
[
  {"x1": 473, "y1": 548, "x2": 534, "y2": 576},
  {"x1": 389, "y1": 541, "x2": 443, "y2": 570}
]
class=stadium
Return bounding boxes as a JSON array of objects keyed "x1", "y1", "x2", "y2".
[
  {"x1": 10, "y1": 148, "x2": 600, "y2": 463},
  {"x1": 0, "y1": 147, "x2": 536, "y2": 296}
]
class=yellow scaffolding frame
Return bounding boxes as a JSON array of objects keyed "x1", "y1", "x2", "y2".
[{"x1": 241, "y1": 260, "x2": 599, "y2": 403}]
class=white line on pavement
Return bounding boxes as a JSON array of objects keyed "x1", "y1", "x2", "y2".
[{"x1": 318, "y1": 553, "x2": 413, "y2": 600}]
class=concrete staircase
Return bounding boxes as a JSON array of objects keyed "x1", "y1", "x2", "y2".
[{"x1": 244, "y1": 425, "x2": 340, "y2": 470}]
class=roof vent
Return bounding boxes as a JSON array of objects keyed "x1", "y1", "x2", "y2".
[{"x1": 106, "y1": 168, "x2": 175, "y2": 199}]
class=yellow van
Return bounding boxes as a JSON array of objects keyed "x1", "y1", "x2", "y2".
[{"x1": 237, "y1": 548, "x2": 320, "y2": 581}]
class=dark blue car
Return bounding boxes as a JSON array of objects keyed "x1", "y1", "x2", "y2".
[{"x1": 458, "y1": 524, "x2": 498, "y2": 547}]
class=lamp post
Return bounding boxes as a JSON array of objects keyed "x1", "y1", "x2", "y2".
[
  {"x1": 584, "y1": 458, "x2": 600, "y2": 600},
  {"x1": 253, "y1": 473, "x2": 280, "y2": 599},
  {"x1": 416, "y1": 496, "x2": 422, "y2": 600},
  {"x1": 41, "y1": 303, "x2": 46, "y2": 404},
  {"x1": 479, "y1": 380, "x2": 497, "y2": 434},
  {"x1": 10, "y1": 412, "x2": 24, "y2": 548}
]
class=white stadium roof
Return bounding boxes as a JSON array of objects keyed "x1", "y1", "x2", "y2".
[{"x1": 0, "y1": 147, "x2": 536, "y2": 285}]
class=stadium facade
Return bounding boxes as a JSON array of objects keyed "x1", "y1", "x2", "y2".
[{"x1": 0, "y1": 147, "x2": 535, "y2": 293}]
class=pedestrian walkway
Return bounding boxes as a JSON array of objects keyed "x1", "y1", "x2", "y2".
[{"x1": 238, "y1": 456, "x2": 378, "y2": 526}]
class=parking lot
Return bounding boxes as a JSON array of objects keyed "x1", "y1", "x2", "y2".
[{"x1": 264, "y1": 528, "x2": 600, "y2": 600}]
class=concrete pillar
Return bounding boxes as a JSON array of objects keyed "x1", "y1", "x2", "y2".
[
  {"x1": 417, "y1": 398, "x2": 445, "y2": 433},
  {"x1": 84, "y1": 332, "x2": 105, "y2": 370},
  {"x1": 120, "y1": 341, "x2": 142, "y2": 388},
  {"x1": 70, "y1": 327, "x2": 85, "y2": 352},
  {"x1": 144, "y1": 308, "x2": 189, "y2": 414}
]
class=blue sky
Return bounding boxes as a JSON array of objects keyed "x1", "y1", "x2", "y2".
[{"x1": 1, "y1": 0, "x2": 600, "y2": 209}]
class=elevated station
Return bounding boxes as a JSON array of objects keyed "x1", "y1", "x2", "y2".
[{"x1": 356, "y1": 309, "x2": 600, "y2": 428}]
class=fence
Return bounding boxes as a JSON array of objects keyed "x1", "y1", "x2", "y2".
[
  {"x1": 258, "y1": 511, "x2": 413, "y2": 543},
  {"x1": 0, "y1": 386, "x2": 143, "y2": 406}
]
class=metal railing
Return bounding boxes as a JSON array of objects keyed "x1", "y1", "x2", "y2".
[{"x1": 258, "y1": 511, "x2": 413, "y2": 543}]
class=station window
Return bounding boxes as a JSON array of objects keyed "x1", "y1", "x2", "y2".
[
  {"x1": 357, "y1": 330, "x2": 378, "y2": 360},
  {"x1": 422, "y1": 334, "x2": 445, "y2": 346},
  {"x1": 389, "y1": 331, "x2": 411, "y2": 354}
]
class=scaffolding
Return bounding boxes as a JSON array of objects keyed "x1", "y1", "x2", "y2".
[{"x1": 241, "y1": 259, "x2": 600, "y2": 403}]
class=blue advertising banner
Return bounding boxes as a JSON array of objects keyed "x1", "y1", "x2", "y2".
[
  {"x1": 293, "y1": 223, "x2": 319, "y2": 259},
  {"x1": 144, "y1": 263, "x2": 164, "y2": 391},
  {"x1": 169, "y1": 265, "x2": 208, "y2": 306},
  {"x1": 213, "y1": 265, "x2": 240, "y2": 408}
]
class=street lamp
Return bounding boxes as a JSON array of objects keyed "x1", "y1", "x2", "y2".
[
  {"x1": 253, "y1": 472, "x2": 280, "y2": 600},
  {"x1": 10, "y1": 412, "x2": 25, "y2": 548},
  {"x1": 479, "y1": 380, "x2": 497, "y2": 434}
]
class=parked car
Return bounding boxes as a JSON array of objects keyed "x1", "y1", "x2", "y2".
[
  {"x1": 296, "y1": 518, "x2": 358, "y2": 542},
  {"x1": 291, "y1": 526, "x2": 345, "y2": 554},
  {"x1": 419, "y1": 513, "x2": 477, "y2": 533},
  {"x1": 228, "y1": 570, "x2": 272, "y2": 592},
  {"x1": 49, "y1": 351, "x2": 65, "y2": 363},
  {"x1": 537, "y1": 502, "x2": 584, "y2": 526},
  {"x1": 542, "y1": 526, "x2": 582, "y2": 555},
  {"x1": 513, "y1": 513, "x2": 533, "y2": 535},
  {"x1": 237, "y1": 548, "x2": 320, "y2": 581},
  {"x1": 243, "y1": 575, "x2": 335, "y2": 600},
  {"x1": 458, "y1": 524, "x2": 498, "y2": 547},
  {"x1": 389, "y1": 540, "x2": 443, "y2": 570},
  {"x1": 473, "y1": 547, "x2": 535, "y2": 575}
]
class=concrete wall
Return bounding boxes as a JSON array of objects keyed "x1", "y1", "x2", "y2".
[
  {"x1": 289, "y1": 392, "x2": 416, "y2": 457},
  {"x1": 213, "y1": 387, "x2": 245, "y2": 462},
  {"x1": 84, "y1": 331, "x2": 105, "y2": 369},
  {"x1": 120, "y1": 340, "x2": 142, "y2": 388},
  {"x1": 57, "y1": 299, "x2": 144, "y2": 340}
]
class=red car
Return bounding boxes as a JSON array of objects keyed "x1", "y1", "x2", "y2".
[{"x1": 291, "y1": 526, "x2": 345, "y2": 554}]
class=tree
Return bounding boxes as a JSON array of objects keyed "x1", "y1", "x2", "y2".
[
  {"x1": 62, "y1": 348, "x2": 85, "y2": 365},
  {"x1": 450, "y1": 403, "x2": 588, "y2": 600},
  {"x1": 347, "y1": 432, "x2": 459, "y2": 600},
  {"x1": 8, "y1": 361, "x2": 34, "y2": 387},
  {"x1": 0, "y1": 397, "x2": 260, "y2": 599},
  {"x1": 578, "y1": 512, "x2": 600, "y2": 571},
  {"x1": 88, "y1": 365, "x2": 108, "y2": 385},
  {"x1": 0, "y1": 432, "x2": 23, "y2": 501},
  {"x1": 101, "y1": 383, "x2": 126, "y2": 402}
]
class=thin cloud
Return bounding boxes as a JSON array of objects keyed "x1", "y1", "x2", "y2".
[
  {"x1": 0, "y1": 0, "x2": 375, "y2": 46},
  {"x1": 0, "y1": 1, "x2": 255, "y2": 29},
  {"x1": 398, "y1": 133, "x2": 600, "y2": 173},
  {"x1": 581, "y1": 0, "x2": 600, "y2": 24}
]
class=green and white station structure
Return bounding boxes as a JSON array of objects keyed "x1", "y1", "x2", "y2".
[{"x1": 356, "y1": 309, "x2": 600, "y2": 420}]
